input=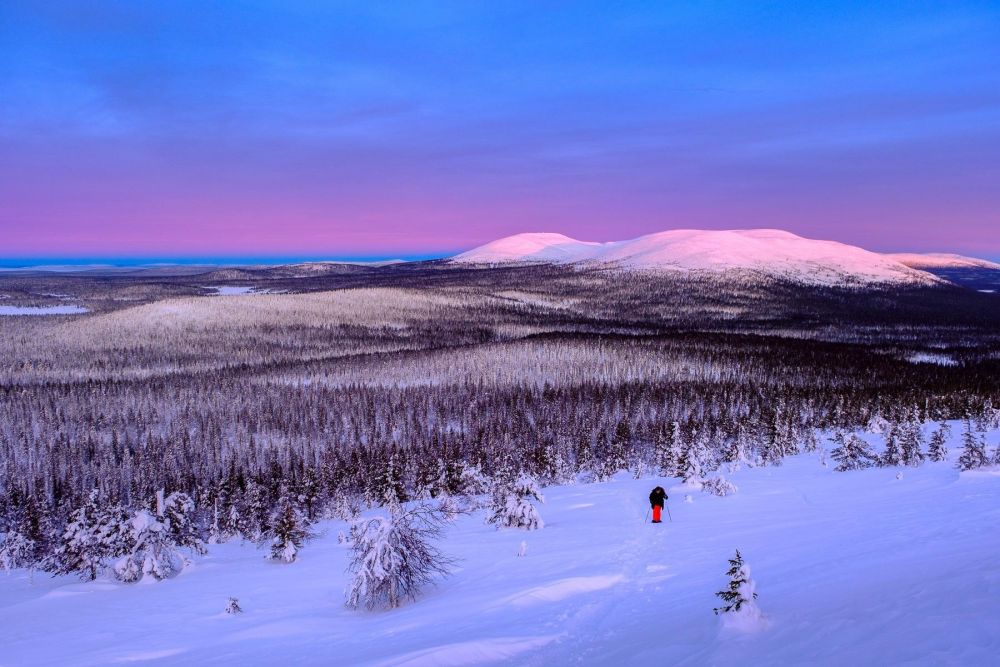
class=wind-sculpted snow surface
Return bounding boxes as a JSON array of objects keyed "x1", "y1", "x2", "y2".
[
  {"x1": 453, "y1": 229, "x2": 941, "y2": 286},
  {"x1": 1, "y1": 429, "x2": 998, "y2": 666}
]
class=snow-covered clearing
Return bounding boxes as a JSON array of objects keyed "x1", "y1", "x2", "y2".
[
  {"x1": 0, "y1": 305, "x2": 88, "y2": 316},
  {"x1": 907, "y1": 352, "x2": 958, "y2": 366},
  {"x1": 2, "y1": 437, "x2": 998, "y2": 666}
]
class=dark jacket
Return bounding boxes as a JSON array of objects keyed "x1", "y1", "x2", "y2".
[{"x1": 649, "y1": 486, "x2": 667, "y2": 508}]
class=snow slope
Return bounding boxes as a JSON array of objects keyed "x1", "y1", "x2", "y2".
[
  {"x1": 452, "y1": 230, "x2": 940, "y2": 286},
  {"x1": 2, "y1": 426, "x2": 998, "y2": 666},
  {"x1": 883, "y1": 253, "x2": 1000, "y2": 270}
]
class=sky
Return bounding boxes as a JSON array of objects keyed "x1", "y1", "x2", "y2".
[{"x1": 1, "y1": 1, "x2": 999, "y2": 262}]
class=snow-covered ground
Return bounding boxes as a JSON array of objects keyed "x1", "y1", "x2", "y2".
[
  {"x1": 0, "y1": 305, "x2": 88, "y2": 316},
  {"x1": 2, "y1": 430, "x2": 998, "y2": 666}
]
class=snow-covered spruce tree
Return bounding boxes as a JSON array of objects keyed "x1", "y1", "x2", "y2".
[
  {"x1": 241, "y1": 480, "x2": 272, "y2": 542},
  {"x1": 927, "y1": 423, "x2": 950, "y2": 463},
  {"x1": 0, "y1": 531, "x2": 36, "y2": 572},
  {"x1": 957, "y1": 418, "x2": 989, "y2": 471},
  {"x1": 722, "y1": 432, "x2": 752, "y2": 473},
  {"x1": 653, "y1": 424, "x2": 676, "y2": 476},
  {"x1": 112, "y1": 508, "x2": 185, "y2": 583},
  {"x1": 487, "y1": 472, "x2": 544, "y2": 530},
  {"x1": 48, "y1": 489, "x2": 116, "y2": 581},
  {"x1": 369, "y1": 452, "x2": 407, "y2": 507},
  {"x1": 163, "y1": 492, "x2": 206, "y2": 555},
  {"x1": 713, "y1": 550, "x2": 760, "y2": 618},
  {"x1": 702, "y1": 475, "x2": 738, "y2": 497},
  {"x1": 345, "y1": 504, "x2": 454, "y2": 611},
  {"x1": 601, "y1": 417, "x2": 632, "y2": 480},
  {"x1": 898, "y1": 419, "x2": 925, "y2": 467},
  {"x1": 457, "y1": 462, "x2": 490, "y2": 497},
  {"x1": 880, "y1": 423, "x2": 904, "y2": 467},
  {"x1": 11, "y1": 495, "x2": 55, "y2": 566},
  {"x1": 830, "y1": 433, "x2": 879, "y2": 472},
  {"x1": 677, "y1": 430, "x2": 709, "y2": 488},
  {"x1": 268, "y1": 497, "x2": 312, "y2": 564}
]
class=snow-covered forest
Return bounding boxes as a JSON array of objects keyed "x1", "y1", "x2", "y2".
[{"x1": 1, "y1": 263, "x2": 999, "y2": 663}]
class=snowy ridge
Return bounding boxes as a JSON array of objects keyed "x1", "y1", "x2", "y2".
[
  {"x1": 452, "y1": 229, "x2": 941, "y2": 287},
  {"x1": 883, "y1": 253, "x2": 1000, "y2": 270}
]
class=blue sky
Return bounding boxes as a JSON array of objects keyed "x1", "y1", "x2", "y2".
[{"x1": 2, "y1": 1, "x2": 999, "y2": 260}]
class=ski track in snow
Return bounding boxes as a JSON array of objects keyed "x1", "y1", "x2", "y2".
[{"x1": 1, "y1": 425, "x2": 999, "y2": 666}]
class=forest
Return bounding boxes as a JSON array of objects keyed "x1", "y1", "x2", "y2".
[{"x1": 1, "y1": 262, "x2": 999, "y2": 580}]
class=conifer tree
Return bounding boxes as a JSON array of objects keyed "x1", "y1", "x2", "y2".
[
  {"x1": 830, "y1": 434, "x2": 879, "y2": 471},
  {"x1": 487, "y1": 472, "x2": 544, "y2": 530},
  {"x1": 268, "y1": 497, "x2": 311, "y2": 563},
  {"x1": 714, "y1": 549, "x2": 759, "y2": 615},
  {"x1": 112, "y1": 508, "x2": 185, "y2": 583},
  {"x1": 898, "y1": 419, "x2": 925, "y2": 467},
  {"x1": 48, "y1": 489, "x2": 113, "y2": 581},
  {"x1": 881, "y1": 423, "x2": 904, "y2": 467},
  {"x1": 927, "y1": 423, "x2": 950, "y2": 463},
  {"x1": 957, "y1": 418, "x2": 989, "y2": 471},
  {"x1": 163, "y1": 492, "x2": 206, "y2": 555}
]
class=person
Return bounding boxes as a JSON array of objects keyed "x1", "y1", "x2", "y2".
[{"x1": 649, "y1": 486, "x2": 668, "y2": 523}]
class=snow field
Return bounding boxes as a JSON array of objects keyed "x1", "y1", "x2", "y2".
[
  {"x1": 452, "y1": 229, "x2": 942, "y2": 286},
  {"x1": 1, "y1": 430, "x2": 998, "y2": 666}
]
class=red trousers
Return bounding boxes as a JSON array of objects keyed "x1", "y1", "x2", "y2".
[{"x1": 652, "y1": 505, "x2": 661, "y2": 522}]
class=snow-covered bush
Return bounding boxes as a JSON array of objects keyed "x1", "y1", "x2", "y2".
[
  {"x1": 345, "y1": 504, "x2": 454, "y2": 610},
  {"x1": 830, "y1": 433, "x2": 879, "y2": 471},
  {"x1": 0, "y1": 531, "x2": 36, "y2": 572},
  {"x1": 714, "y1": 549, "x2": 764, "y2": 631},
  {"x1": 268, "y1": 498, "x2": 311, "y2": 563},
  {"x1": 702, "y1": 475, "x2": 738, "y2": 497},
  {"x1": 487, "y1": 473, "x2": 544, "y2": 530},
  {"x1": 225, "y1": 597, "x2": 242, "y2": 614},
  {"x1": 112, "y1": 510, "x2": 186, "y2": 583}
]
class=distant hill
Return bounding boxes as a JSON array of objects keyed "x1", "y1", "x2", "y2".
[{"x1": 452, "y1": 229, "x2": 940, "y2": 287}]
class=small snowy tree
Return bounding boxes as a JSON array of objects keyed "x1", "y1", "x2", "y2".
[
  {"x1": 268, "y1": 498, "x2": 311, "y2": 563},
  {"x1": 927, "y1": 423, "x2": 950, "y2": 463},
  {"x1": 113, "y1": 510, "x2": 185, "y2": 583},
  {"x1": 0, "y1": 531, "x2": 36, "y2": 572},
  {"x1": 163, "y1": 492, "x2": 206, "y2": 555},
  {"x1": 714, "y1": 550, "x2": 762, "y2": 626},
  {"x1": 48, "y1": 489, "x2": 118, "y2": 581},
  {"x1": 225, "y1": 597, "x2": 243, "y2": 614},
  {"x1": 702, "y1": 475, "x2": 738, "y2": 497},
  {"x1": 328, "y1": 491, "x2": 362, "y2": 522},
  {"x1": 345, "y1": 504, "x2": 454, "y2": 610},
  {"x1": 678, "y1": 435, "x2": 707, "y2": 488},
  {"x1": 898, "y1": 420, "x2": 925, "y2": 467},
  {"x1": 487, "y1": 472, "x2": 544, "y2": 530},
  {"x1": 830, "y1": 434, "x2": 879, "y2": 472},
  {"x1": 957, "y1": 418, "x2": 989, "y2": 471},
  {"x1": 880, "y1": 424, "x2": 904, "y2": 467}
]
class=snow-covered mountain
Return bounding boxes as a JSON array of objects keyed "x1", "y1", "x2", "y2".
[
  {"x1": 452, "y1": 229, "x2": 940, "y2": 287},
  {"x1": 882, "y1": 253, "x2": 1000, "y2": 271}
]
